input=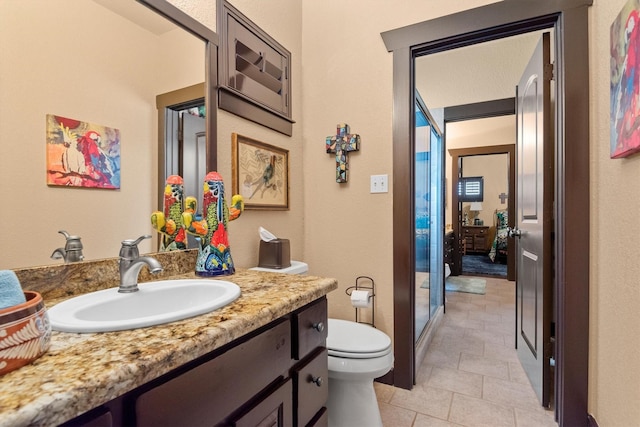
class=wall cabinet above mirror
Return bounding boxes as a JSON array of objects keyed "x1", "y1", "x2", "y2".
[{"x1": 218, "y1": 0, "x2": 294, "y2": 136}]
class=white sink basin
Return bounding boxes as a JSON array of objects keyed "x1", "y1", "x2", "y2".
[{"x1": 48, "y1": 279, "x2": 241, "y2": 333}]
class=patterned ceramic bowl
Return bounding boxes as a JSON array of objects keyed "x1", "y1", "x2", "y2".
[{"x1": 0, "y1": 291, "x2": 51, "y2": 376}]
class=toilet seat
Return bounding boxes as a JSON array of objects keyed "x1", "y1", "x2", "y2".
[{"x1": 327, "y1": 319, "x2": 392, "y2": 359}]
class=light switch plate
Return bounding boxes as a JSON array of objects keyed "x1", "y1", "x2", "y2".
[{"x1": 370, "y1": 174, "x2": 388, "y2": 193}]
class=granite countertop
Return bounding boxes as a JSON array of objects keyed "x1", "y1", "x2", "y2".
[{"x1": 0, "y1": 268, "x2": 337, "y2": 427}]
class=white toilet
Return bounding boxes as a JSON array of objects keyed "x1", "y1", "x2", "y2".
[
  {"x1": 326, "y1": 318, "x2": 393, "y2": 427},
  {"x1": 249, "y1": 261, "x2": 393, "y2": 427}
]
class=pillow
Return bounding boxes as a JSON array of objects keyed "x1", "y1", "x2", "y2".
[{"x1": 496, "y1": 209, "x2": 508, "y2": 229}]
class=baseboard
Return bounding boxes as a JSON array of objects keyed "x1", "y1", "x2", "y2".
[{"x1": 375, "y1": 369, "x2": 393, "y2": 385}]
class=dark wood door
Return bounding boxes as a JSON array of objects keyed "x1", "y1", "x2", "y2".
[{"x1": 515, "y1": 32, "x2": 553, "y2": 407}]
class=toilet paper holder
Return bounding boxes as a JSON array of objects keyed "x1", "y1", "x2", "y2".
[{"x1": 345, "y1": 276, "x2": 376, "y2": 328}]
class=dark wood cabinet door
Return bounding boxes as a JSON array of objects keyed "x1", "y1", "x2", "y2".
[
  {"x1": 233, "y1": 379, "x2": 293, "y2": 427},
  {"x1": 135, "y1": 319, "x2": 291, "y2": 427}
]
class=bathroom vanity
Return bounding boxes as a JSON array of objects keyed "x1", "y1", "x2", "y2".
[{"x1": 0, "y1": 262, "x2": 337, "y2": 427}]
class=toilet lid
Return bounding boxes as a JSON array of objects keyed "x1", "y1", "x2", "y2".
[{"x1": 327, "y1": 319, "x2": 391, "y2": 359}]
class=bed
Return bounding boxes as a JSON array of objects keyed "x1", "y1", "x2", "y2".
[{"x1": 488, "y1": 209, "x2": 508, "y2": 263}]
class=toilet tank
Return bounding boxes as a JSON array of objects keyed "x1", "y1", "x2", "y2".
[{"x1": 251, "y1": 261, "x2": 309, "y2": 275}]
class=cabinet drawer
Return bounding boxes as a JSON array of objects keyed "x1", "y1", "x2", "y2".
[
  {"x1": 293, "y1": 348, "x2": 328, "y2": 427},
  {"x1": 293, "y1": 298, "x2": 327, "y2": 360},
  {"x1": 463, "y1": 227, "x2": 487, "y2": 235},
  {"x1": 135, "y1": 319, "x2": 292, "y2": 427}
]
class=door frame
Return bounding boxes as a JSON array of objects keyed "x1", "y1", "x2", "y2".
[
  {"x1": 381, "y1": 1, "x2": 591, "y2": 425},
  {"x1": 449, "y1": 143, "x2": 516, "y2": 282}
]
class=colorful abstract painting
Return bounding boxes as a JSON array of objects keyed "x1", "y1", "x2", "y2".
[
  {"x1": 46, "y1": 115, "x2": 120, "y2": 188},
  {"x1": 611, "y1": 0, "x2": 640, "y2": 158}
]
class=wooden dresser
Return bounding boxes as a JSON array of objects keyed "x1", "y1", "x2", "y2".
[{"x1": 462, "y1": 225, "x2": 490, "y2": 253}]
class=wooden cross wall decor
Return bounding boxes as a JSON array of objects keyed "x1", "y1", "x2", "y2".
[
  {"x1": 498, "y1": 192, "x2": 508, "y2": 204},
  {"x1": 326, "y1": 123, "x2": 360, "y2": 183}
]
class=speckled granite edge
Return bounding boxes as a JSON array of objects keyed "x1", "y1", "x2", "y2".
[{"x1": 1, "y1": 257, "x2": 338, "y2": 427}]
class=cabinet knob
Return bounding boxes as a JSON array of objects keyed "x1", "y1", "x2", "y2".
[
  {"x1": 312, "y1": 322, "x2": 325, "y2": 333},
  {"x1": 310, "y1": 376, "x2": 323, "y2": 387}
]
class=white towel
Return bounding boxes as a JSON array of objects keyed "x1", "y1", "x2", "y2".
[{"x1": 0, "y1": 270, "x2": 26, "y2": 309}]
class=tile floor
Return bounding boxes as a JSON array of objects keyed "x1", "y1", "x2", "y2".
[{"x1": 374, "y1": 276, "x2": 557, "y2": 427}]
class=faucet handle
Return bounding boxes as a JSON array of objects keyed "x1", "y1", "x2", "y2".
[
  {"x1": 121, "y1": 234, "x2": 152, "y2": 247},
  {"x1": 120, "y1": 235, "x2": 151, "y2": 258}
]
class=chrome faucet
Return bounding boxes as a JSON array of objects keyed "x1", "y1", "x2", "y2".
[
  {"x1": 51, "y1": 230, "x2": 84, "y2": 263},
  {"x1": 118, "y1": 235, "x2": 163, "y2": 293}
]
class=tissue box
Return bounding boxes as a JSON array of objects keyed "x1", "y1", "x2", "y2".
[{"x1": 258, "y1": 239, "x2": 291, "y2": 269}]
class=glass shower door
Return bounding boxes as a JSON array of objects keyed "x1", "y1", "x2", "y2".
[{"x1": 415, "y1": 94, "x2": 443, "y2": 342}]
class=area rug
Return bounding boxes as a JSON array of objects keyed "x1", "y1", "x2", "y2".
[
  {"x1": 462, "y1": 254, "x2": 507, "y2": 277},
  {"x1": 420, "y1": 276, "x2": 486, "y2": 295},
  {"x1": 445, "y1": 276, "x2": 486, "y2": 294}
]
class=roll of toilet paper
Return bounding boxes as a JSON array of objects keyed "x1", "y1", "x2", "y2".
[{"x1": 350, "y1": 290, "x2": 371, "y2": 308}]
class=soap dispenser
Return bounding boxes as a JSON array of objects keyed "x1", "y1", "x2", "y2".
[{"x1": 50, "y1": 230, "x2": 84, "y2": 263}]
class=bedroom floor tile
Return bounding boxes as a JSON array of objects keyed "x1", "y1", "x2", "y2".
[{"x1": 376, "y1": 277, "x2": 556, "y2": 427}]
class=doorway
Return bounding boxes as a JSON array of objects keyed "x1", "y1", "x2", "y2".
[
  {"x1": 449, "y1": 141, "x2": 516, "y2": 282},
  {"x1": 156, "y1": 84, "x2": 208, "y2": 249},
  {"x1": 381, "y1": 1, "x2": 591, "y2": 425}
]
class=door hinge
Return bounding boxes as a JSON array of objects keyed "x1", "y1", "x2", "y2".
[{"x1": 545, "y1": 62, "x2": 554, "y2": 81}]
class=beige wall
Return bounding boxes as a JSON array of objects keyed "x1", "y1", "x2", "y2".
[
  {"x1": 590, "y1": 0, "x2": 640, "y2": 424},
  {"x1": 209, "y1": 0, "x2": 305, "y2": 270},
  {"x1": 301, "y1": 0, "x2": 498, "y2": 339},
  {"x1": 148, "y1": 0, "x2": 307, "y2": 272}
]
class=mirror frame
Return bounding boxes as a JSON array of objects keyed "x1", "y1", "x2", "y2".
[
  {"x1": 137, "y1": 0, "x2": 219, "y2": 208},
  {"x1": 382, "y1": 1, "x2": 591, "y2": 425}
]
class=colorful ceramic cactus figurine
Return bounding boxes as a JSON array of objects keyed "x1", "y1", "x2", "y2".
[
  {"x1": 151, "y1": 175, "x2": 197, "y2": 251},
  {"x1": 183, "y1": 171, "x2": 244, "y2": 276}
]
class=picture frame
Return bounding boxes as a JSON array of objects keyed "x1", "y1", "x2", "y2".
[
  {"x1": 610, "y1": 0, "x2": 640, "y2": 158},
  {"x1": 232, "y1": 133, "x2": 289, "y2": 210},
  {"x1": 46, "y1": 114, "x2": 121, "y2": 189}
]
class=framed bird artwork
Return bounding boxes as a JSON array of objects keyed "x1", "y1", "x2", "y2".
[
  {"x1": 231, "y1": 133, "x2": 289, "y2": 210},
  {"x1": 46, "y1": 114, "x2": 121, "y2": 188}
]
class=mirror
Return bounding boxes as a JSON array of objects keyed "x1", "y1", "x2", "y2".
[{"x1": 0, "y1": 0, "x2": 208, "y2": 269}]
